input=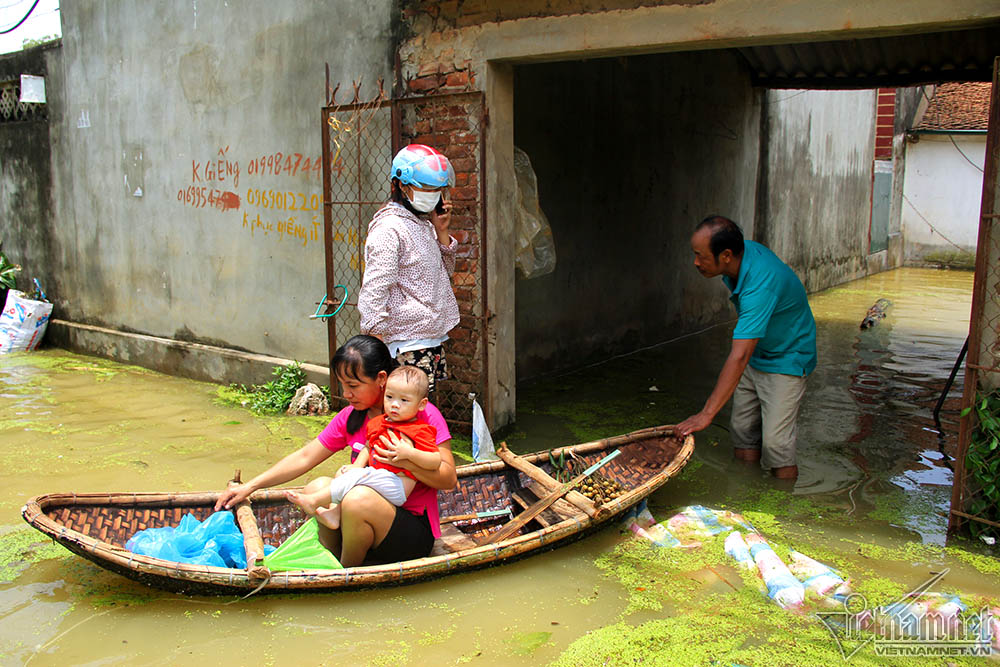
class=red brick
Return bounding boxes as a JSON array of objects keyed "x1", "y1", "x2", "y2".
[
  {"x1": 435, "y1": 118, "x2": 471, "y2": 132},
  {"x1": 408, "y1": 75, "x2": 441, "y2": 93},
  {"x1": 451, "y1": 185, "x2": 477, "y2": 201},
  {"x1": 444, "y1": 71, "x2": 470, "y2": 88},
  {"x1": 449, "y1": 327, "x2": 470, "y2": 340},
  {"x1": 450, "y1": 158, "x2": 476, "y2": 172}
]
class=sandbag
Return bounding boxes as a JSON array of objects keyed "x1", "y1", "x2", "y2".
[{"x1": 0, "y1": 289, "x2": 52, "y2": 354}]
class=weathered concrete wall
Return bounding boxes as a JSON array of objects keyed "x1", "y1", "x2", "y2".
[
  {"x1": 0, "y1": 43, "x2": 60, "y2": 300},
  {"x1": 757, "y1": 88, "x2": 878, "y2": 292},
  {"x1": 901, "y1": 134, "x2": 984, "y2": 264},
  {"x1": 33, "y1": 1, "x2": 394, "y2": 379},
  {"x1": 512, "y1": 51, "x2": 760, "y2": 380}
]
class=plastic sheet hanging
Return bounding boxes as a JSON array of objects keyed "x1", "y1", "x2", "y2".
[
  {"x1": 513, "y1": 146, "x2": 557, "y2": 279},
  {"x1": 471, "y1": 395, "x2": 497, "y2": 462}
]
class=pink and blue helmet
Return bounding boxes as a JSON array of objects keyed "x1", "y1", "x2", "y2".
[{"x1": 390, "y1": 144, "x2": 455, "y2": 189}]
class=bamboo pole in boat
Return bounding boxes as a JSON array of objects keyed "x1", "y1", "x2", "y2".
[
  {"x1": 496, "y1": 443, "x2": 599, "y2": 517},
  {"x1": 229, "y1": 471, "x2": 270, "y2": 580},
  {"x1": 484, "y1": 450, "x2": 620, "y2": 544}
]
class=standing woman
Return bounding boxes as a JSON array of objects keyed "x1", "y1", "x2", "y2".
[{"x1": 359, "y1": 144, "x2": 460, "y2": 394}]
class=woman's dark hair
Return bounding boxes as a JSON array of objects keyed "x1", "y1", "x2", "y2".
[
  {"x1": 390, "y1": 178, "x2": 420, "y2": 216},
  {"x1": 332, "y1": 334, "x2": 398, "y2": 433}
]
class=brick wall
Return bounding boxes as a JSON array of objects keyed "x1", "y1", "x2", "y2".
[{"x1": 874, "y1": 87, "x2": 895, "y2": 160}]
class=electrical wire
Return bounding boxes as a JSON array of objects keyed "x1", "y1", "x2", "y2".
[
  {"x1": 902, "y1": 193, "x2": 967, "y2": 252},
  {"x1": 946, "y1": 133, "x2": 985, "y2": 173},
  {"x1": 0, "y1": 0, "x2": 40, "y2": 34}
]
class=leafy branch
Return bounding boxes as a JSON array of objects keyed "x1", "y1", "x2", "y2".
[{"x1": 961, "y1": 390, "x2": 1000, "y2": 539}]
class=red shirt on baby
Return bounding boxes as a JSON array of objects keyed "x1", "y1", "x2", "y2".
[{"x1": 365, "y1": 415, "x2": 438, "y2": 480}]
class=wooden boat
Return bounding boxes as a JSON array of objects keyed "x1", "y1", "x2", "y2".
[{"x1": 22, "y1": 425, "x2": 692, "y2": 595}]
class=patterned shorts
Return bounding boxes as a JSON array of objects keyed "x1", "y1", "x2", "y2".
[{"x1": 395, "y1": 344, "x2": 448, "y2": 394}]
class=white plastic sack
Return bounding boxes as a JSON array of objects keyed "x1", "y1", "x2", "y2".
[
  {"x1": 0, "y1": 290, "x2": 52, "y2": 354},
  {"x1": 513, "y1": 146, "x2": 557, "y2": 279},
  {"x1": 471, "y1": 397, "x2": 497, "y2": 462}
]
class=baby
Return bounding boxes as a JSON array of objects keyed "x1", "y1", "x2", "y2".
[{"x1": 287, "y1": 365, "x2": 441, "y2": 529}]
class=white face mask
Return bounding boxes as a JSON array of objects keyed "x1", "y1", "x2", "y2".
[{"x1": 406, "y1": 188, "x2": 440, "y2": 213}]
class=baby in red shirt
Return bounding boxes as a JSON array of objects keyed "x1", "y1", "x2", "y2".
[{"x1": 287, "y1": 366, "x2": 441, "y2": 529}]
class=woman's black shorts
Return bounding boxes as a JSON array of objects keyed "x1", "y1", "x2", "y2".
[{"x1": 364, "y1": 507, "x2": 434, "y2": 565}]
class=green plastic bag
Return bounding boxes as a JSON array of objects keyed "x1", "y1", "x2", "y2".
[{"x1": 262, "y1": 518, "x2": 343, "y2": 571}]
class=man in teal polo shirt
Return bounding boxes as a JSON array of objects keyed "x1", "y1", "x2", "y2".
[{"x1": 676, "y1": 216, "x2": 816, "y2": 479}]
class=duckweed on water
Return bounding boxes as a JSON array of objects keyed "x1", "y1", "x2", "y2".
[
  {"x1": 508, "y1": 631, "x2": 552, "y2": 656},
  {"x1": 0, "y1": 527, "x2": 68, "y2": 582}
]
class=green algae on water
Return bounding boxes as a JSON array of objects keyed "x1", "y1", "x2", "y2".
[{"x1": 0, "y1": 527, "x2": 69, "y2": 582}]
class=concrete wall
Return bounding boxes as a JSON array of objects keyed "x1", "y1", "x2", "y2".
[
  {"x1": 757, "y1": 88, "x2": 878, "y2": 292},
  {"x1": 11, "y1": 1, "x2": 395, "y2": 380},
  {"x1": 0, "y1": 43, "x2": 60, "y2": 300},
  {"x1": 901, "y1": 133, "x2": 984, "y2": 263},
  {"x1": 512, "y1": 51, "x2": 760, "y2": 380}
]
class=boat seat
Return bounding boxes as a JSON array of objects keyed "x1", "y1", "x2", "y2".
[{"x1": 430, "y1": 523, "x2": 479, "y2": 555}]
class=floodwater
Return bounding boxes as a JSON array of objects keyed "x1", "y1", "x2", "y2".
[{"x1": 1, "y1": 267, "x2": 998, "y2": 666}]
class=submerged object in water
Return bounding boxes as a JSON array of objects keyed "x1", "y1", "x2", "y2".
[{"x1": 860, "y1": 298, "x2": 893, "y2": 330}]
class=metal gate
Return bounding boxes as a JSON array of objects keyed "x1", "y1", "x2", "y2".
[
  {"x1": 320, "y1": 80, "x2": 488, "y2": 429},
  {"x1": 949, "y1": 58, "x2": 1000, "y2": 537}
]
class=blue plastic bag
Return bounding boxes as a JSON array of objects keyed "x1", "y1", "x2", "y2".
[{"x1": 125, "y1": 511, "x2": 273, "y2": 568}]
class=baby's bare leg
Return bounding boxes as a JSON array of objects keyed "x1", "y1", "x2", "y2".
[
  {"x1": 315, "y1": 503, "x2": 342, "y2": 530},
  {"x1": 286, "y1": 486, "x2": 332, "y2": 516}
]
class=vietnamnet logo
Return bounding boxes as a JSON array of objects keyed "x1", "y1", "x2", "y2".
[{"x1": 817, "y1": 569, "x2": 995, "y2": 660}]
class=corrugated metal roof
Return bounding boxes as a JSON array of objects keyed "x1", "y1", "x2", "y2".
[
  {"x1": 737, "y1": 25, "x2": 1000, "y2": 89},
  {"x1": 914, "y1": 82, "x2": 991, "y2": 131}
]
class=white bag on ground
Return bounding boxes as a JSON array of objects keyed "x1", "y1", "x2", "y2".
[
  {"x1": 0, "y1": 289, "x2": 53, "y2": 354},
  {"x1": 471, "y1": 397, "x2": 497, "y2": 462}
]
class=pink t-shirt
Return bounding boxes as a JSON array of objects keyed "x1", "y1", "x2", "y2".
[{"x1": 317, "y1": 403, "x2": 451, "y2": 538}]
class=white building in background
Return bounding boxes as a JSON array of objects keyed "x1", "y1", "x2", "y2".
[{"x1": 902, "y1": 82, "x2": 989, "y2": 267}]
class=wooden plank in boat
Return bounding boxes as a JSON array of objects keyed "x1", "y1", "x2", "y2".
[
  {"x1": 511, "y1": 489, "x2": 563, "y2": 528},
  {"x1": 522, "y1": 481, "x2": 579, "y2": 520}
]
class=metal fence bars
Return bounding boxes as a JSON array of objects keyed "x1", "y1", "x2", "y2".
[
  {"x1": 949, "y1": 60, "x2": 1000, "y2": 537},
  {"x1": 321, "y1": 85, "x2": 488, "y2": 429}
]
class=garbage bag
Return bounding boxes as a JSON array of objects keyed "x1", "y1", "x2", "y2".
[
  {"x1": 471, "y1": 397, "x2": 497, "y2": 462},
  {"x1": 262, "y1": 518, "x2": 343, "y2": 572},
  {"x1": 0, "y1": 289, "x2": 52, "y2": 354},
  {"x1": 513, "y1": 146, "x2": 557, "y2": 280},
  {"x1": 125, "y1": 511, "x2": 261, "y2": 568}
]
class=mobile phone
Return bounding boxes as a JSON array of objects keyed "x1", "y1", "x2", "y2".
[{"x1": 435, "y1": 197, "x2": 447, "y2": 215}]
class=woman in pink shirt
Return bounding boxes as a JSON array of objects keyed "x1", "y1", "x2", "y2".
[
  {"x1": 358, "y1": 144, "x2": 460, "y2": 394},
  {"x1": 215, "y1": 335, "x2": 457, "y2": 567}
]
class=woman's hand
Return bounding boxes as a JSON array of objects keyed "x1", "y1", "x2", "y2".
[
  {"x1": 428, "y1": 199, "x2": 452, "y2": 245},
  {"x1": 215, "y1": 482, "x2": 254, "y2": 511}
]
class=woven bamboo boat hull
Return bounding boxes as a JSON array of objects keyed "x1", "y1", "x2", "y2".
[{"x1": 22, "y1": 425, "x2": 692, "y2": 595}]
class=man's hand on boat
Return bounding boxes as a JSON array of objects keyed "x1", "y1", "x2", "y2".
[{"x1": 675, "y1": 411, "x2": 712, "y2": 439}]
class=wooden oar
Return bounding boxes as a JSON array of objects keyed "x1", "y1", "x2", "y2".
[{"x1": 483, "y1": 449, "x2": 621, "y2": 545}]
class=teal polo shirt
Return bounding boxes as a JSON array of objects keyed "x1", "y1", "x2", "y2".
[{"x1": 722, "y1": 240, "x2": 817, "y2": 376}]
